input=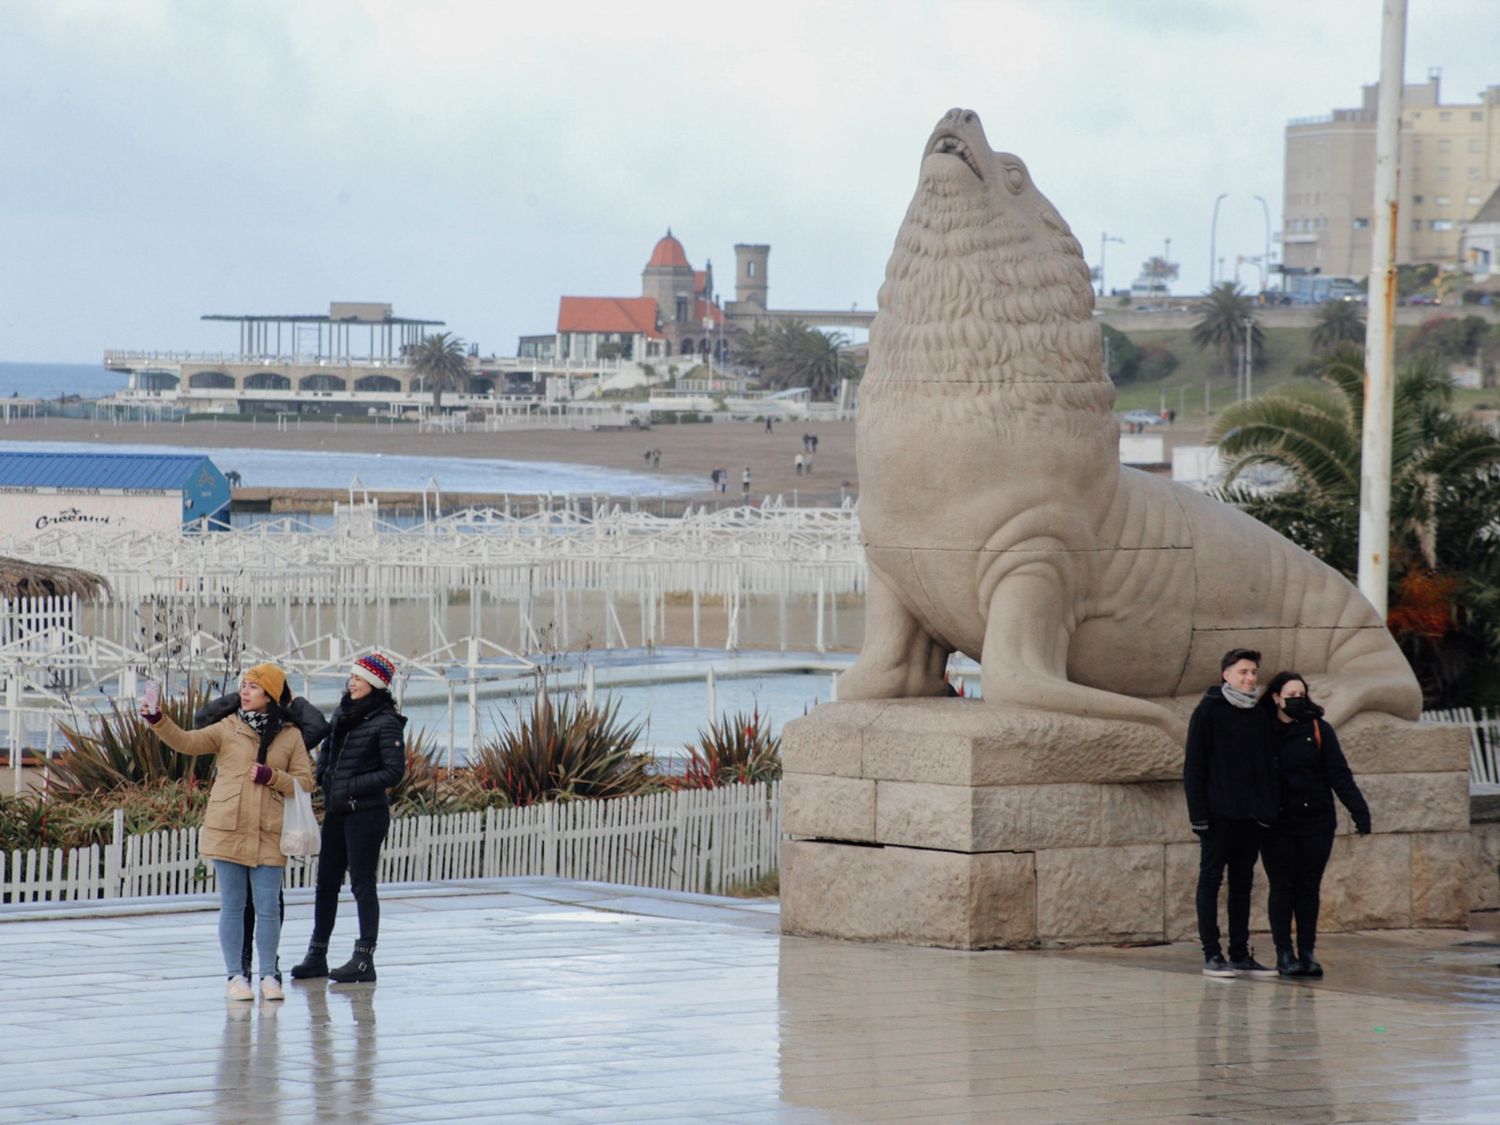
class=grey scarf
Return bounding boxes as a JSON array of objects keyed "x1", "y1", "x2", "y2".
[
  {"x1": 238, "y1": 708, "x2": 271, "y2": 733},
  {"x1": 1221, "y1": 684, "x2": 1259, "y2": 709}
]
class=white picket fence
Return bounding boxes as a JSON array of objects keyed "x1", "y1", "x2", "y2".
[
  {"x1": 1425, "y1": 707, "x2": 1500, "y2": 786},
  {"x1": 1, "y1": 781, "x2": 781, "y2": 907}
]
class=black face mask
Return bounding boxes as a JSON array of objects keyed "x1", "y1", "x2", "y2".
[{"x1": 1281, "y1": 695, "x2": 1321, "y2": 721}]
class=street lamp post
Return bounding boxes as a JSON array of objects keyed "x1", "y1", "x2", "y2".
[
  {"x1": 1209, "y1": 193, "x2": 1228, "y2": 288},
  {"x1": 1241, "y1": 316, "x2": 1255, "y2": 402},
  {"x1": 1099, "y1": 232, "x2": 1124, "y2": 297},
  {"x1": 1254, "y1": 194, "x2": 1272, "y2": 294}
]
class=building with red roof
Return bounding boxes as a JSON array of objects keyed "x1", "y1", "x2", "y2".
[{"x1": 555, "y1": 230, "x2": 726, "y2": 364}]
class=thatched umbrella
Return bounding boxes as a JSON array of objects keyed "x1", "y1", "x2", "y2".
[{"x1": 0, "y1": 557, "x2": 111, "y2": 600}]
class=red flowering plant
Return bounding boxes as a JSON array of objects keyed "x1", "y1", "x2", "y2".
[{"x1": 678, "y1": 707, "x2": 782, "y2": 789}]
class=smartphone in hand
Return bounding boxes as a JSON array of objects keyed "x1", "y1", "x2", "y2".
[{"x1": 141, "y1": 680, "x2": 161, "y2": 714}]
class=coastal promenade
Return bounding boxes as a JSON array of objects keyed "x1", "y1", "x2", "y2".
[{"x1": 5, "y1": 880, "x2": 1500, "y2": 1121}]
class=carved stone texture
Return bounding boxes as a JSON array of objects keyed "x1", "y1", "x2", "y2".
[
  {"x1": 837, "y1": 107, "x2": 1422, "y2": 744},
  {"x1": 1411, "y1": 831, "x2": 1473, "y2": 927},
  {"x1": 779, "y1": 839, "x2": 1037, "y2": 949},
  {"x1": 1470, "y1": 820, "x2": 1500, "y2": 914},
  {"x1": 1035, "y1": 845, "x2": 1164, "y2": 943}
]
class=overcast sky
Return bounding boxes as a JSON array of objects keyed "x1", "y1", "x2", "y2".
[{"x1": 2, "y1": 0, "x2": 1495, "y2": 364}]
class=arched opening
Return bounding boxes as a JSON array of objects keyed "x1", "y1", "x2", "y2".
[
  {"x1": 680, "y1": 338, "x2": 695, "y2": 355},
  {"x1": 243, "y1": 372, "x2": 291, "y2": 391},
  {"x1": 141, "y1": 371, "x2": 180, "y2": 391},
  {"x1": 354, "y1": 374, "x2": 401, "y2": 393},
  {"x1": 188, "y1": 370, "x2": 233, "y2": 389},
  {"x1": 299, "y1": 374, "x2": 347, "y2": 392}
]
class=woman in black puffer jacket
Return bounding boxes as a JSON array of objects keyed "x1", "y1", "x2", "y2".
[
  {"x1": 291, "y1": 653, "x2": 406, "y2": 984},
  {"x1": 1259, "y1": 671, "x2": 1371, "y2": 980}
]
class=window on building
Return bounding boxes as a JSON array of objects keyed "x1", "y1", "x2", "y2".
[
  {"x1": 1470, "y1": 167, "x2": 1482, "y2": 179},
  {"x1": 1438, "y1": 167, "x2": 1450, "y2": 180},
  {"x1": 747, "y1": 262, "x2": 756, "y2": 277},
  {"x1": 1440, "y1": 111, "x2": 1452, "y2": 121},
  {"x1": 1439, "y1": 139, "x2": 1452, "y2": 152},
  {"x1": 1412, "y1": 219, "x2": 1423, "y2": 231},
  {"x1": 1471, "y1": 139, "x2": 1483, "y2": 153},
  {"x1": 1432, "y1": 219, "x2": 1453, "y2": 231},
  {"x1": 675, "y1": 296, "x2": 688, "y2": 322},
  {"x1": 1436, "y1": 196, "x2": 1450, "y2": 207},
  {"x1": 1352, "y1": 218, "x2": 1370, "y2": 229},
  {"x1": 1413, "y1": 194, "x2": 1424, "y2": 204},
  {"x1": 1473, "y1": 111, "x2": 1484, "y2": 122},
  {"x1": 1469, "y1": 195, "x2": 1483, "y2": 207}
]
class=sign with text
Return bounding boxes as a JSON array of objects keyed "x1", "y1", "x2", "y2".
[{"x1": 2, "y1": 487, "x2": 182, "y2": 539}]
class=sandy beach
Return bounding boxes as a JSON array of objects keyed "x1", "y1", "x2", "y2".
[{"x1": 5, "y1": 415, "x2": 859, "y2": 506}]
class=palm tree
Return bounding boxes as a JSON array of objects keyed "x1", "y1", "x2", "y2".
[
  {"x1": 1210, "y1": 344, "x2": 1500, "y2": 703},
  {"x1": 1191, "y1": 282, "x2": 1265, "y2": 381},
  {"x1": 409, "y1": 332, "x2": 470, "y2": 410},
  {"x1": 742, "y1": 322, "x2": 860, "y2": 400},
  {"x1": 1310, "y1": 300, "x2": 1366, "y2": 353}
]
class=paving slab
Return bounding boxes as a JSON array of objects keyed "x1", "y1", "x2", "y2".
[{"x1": 3, "y1": 880, "x2": 1500, "y2": 1121}]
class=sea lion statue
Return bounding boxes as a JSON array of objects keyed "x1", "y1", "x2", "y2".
[{"x1": 839, "y1": 108, "x2": 1422, "y2": 738}]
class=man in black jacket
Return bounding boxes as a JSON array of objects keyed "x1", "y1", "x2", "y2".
[{"x1": 1183, "y1": 648, "x2": 1278, "y2": 979}]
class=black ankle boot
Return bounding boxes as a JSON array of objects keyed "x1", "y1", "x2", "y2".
[
  {"x1": 290, "y1": 941, "x2": 329, "y2": 980},
  {"x1": 1299, "y1": 951, "x2": 1324, "y2": 978},
  {"x1": 1276, "y1": 949, "x2": 1302, "y2": 977},
  {"x1": 329, "y1": 942, "x2": 376, "y2": 984}
]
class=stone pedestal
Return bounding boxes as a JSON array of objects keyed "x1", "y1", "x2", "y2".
[{"x1": 779, "y1": 700, "x2": 1472, "y2": 949}]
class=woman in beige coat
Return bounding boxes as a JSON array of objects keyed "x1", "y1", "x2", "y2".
[{"x1": 143, "y1": 663, "x2": 314, "y2": 1001}]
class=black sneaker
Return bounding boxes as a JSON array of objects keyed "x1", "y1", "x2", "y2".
[
  {"x1": 1229, "y1": 954, "x2": 1278, "y2": 978},
  {"x1": 1276, "y1": 949, "x2": 1302, "y2": 977},
  {"x1": 1203, "y1": 954, "x2": 1235, "y2": 978},
  {"x1": 1299, "y1": 953, "x2": 1324, "y2": 978}
]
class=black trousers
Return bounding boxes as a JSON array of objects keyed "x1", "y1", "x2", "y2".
[
  {"x1": 1195, "y1": 818, "x2": 1263, "y2": 961},
  {"x1": 312, "y1": 804, "x2": 391, "y2": 947},
  {"x1": 1261, "y1": 826, "x2": 1336, "y2": 956}
]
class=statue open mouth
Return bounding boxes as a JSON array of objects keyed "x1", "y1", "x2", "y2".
[{"x1": 927, "y1": 132, "x2": 984, "y2": 180}]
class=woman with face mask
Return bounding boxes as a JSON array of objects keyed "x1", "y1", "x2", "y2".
[{"x1": 1260, "y1": 671, "x2": 1371, "y2": 978}]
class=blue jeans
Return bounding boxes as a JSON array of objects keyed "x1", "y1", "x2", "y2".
[{"x1": 214, "y1": 861, "x2": 284, "y2": 978}]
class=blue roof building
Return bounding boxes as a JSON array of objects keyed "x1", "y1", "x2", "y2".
[{"x1": 0, "y1": 452, "x2": 231, "y2": 530}]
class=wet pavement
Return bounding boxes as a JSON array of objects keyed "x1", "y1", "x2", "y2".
[{"x1": 4, "y1": 879, "x2": 1500, "y2": 1122}]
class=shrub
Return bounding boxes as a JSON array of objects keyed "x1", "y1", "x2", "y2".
[
  {"x1": 1137, "y1": 343, "x2": 1179, "y2": 382},
  {"x1": 49, "y1": 682, "x2": 216, "y2": 797},
  {"x1": 470, "y1": 691, "x2": 651, "y2": 806},
  {"x1": 678, "y1": 709, "x2": 782, "y2": 789}
]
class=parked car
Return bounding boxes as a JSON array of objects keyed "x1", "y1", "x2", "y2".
[{"x1": 1119, "y1": 410, "x2": 1164, "y2": 427}]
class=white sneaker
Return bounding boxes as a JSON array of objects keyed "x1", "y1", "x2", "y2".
[
  {"x1": 225, "y1": 975, "x2": 255, "y2": 1001},
  {"x1": 260, "y1": 975, "x2": 284, "y2": 1002}
]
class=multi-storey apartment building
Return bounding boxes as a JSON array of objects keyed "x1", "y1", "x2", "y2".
[{"x1": 1283, "y1": 72, "x2": 1500, "y2": 277}]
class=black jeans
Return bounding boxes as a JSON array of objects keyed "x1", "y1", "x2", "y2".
[
  {"x1": 1261, "y1": 826, "x2": 1336, "y2": 957},
  {"x1": 1195, "y1": 818, "x2": 1263, "y2": 961},
  {"x1": 312, "y1": 804, "x2": 391, "y2": 947}
]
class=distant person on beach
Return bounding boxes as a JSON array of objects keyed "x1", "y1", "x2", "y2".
[
  {"x1": 764, "y1": 416, "x2": 773, "y2": 433},
  {"x1": 742, "y1": 466, "x2": 751, "y2": 497},
  {"x1": 718, "y1": 468, "x2": 728, "y2": 493},
  {"x1": 710, "y1": 468, "x2": 720, "y2": 490},
  {"x1": 142, "y1": 664, "x2": 314, "y2": 1001},
  {"x1": 652, "y1": 449, "x2": 661, "y2": 468},
  {"x1": 794, "y1": 453, "x2": 804, "y2": 476},
  {"x1": 292, "y1": 654, "x2": 406, "y2": 985},
  {"x1": 195, "y1": 681, "x2": 328, "y2": 986}
]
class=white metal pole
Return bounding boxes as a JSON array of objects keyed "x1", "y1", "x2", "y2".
[{"x1": 1358, "y1": 0, "x2": 1407, "y2": 616}]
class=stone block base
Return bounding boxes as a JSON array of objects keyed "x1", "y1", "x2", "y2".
[{"x1": 780, "y1": 702, "x2": 1472, "y2": 949}]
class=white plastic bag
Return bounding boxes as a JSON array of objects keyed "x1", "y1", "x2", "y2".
[{"x1": 280, "y1": 781, "x2": 321, "y2": 858}]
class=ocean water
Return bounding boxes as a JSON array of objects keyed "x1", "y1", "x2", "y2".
[
  {"x1": 0, "y1": 439, "x2": 701, "y2": 496},
  {"x1": 0, "y1": 362, "x2": 126, "y2": 399}
]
